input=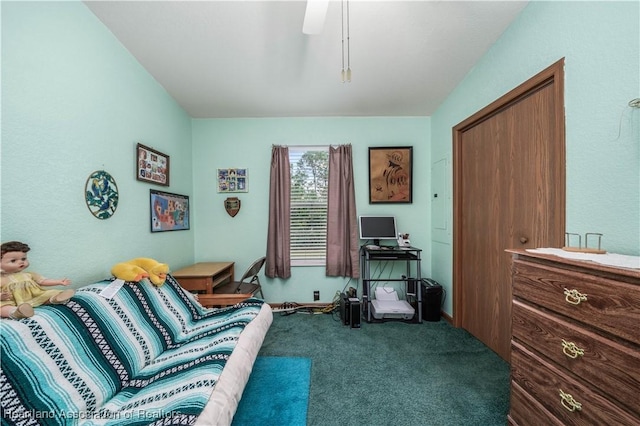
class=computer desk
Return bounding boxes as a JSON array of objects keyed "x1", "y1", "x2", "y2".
[{"x1": 360, "y1": 246, "x2": 423, "y2": 323}]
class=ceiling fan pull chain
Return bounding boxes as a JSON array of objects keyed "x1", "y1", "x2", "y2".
[
  {"x1": 341, "y1": 0, "x2": 346, "y2": 82},
  {"x1": 346, "y1": 0, "x2": 351, "y2": 82}
]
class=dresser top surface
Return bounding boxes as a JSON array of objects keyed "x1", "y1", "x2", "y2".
[{"x1": 507, "y1": 249, "x2": 640, "y2": 281}]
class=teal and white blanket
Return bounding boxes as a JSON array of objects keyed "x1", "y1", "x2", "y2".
[{"x1": 1, "y1": 275, "x2": 264, "y2": 426}]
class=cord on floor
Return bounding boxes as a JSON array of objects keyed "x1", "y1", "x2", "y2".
[{"x1": 272, "y1": 298, "x2": 339, "y2": 316}]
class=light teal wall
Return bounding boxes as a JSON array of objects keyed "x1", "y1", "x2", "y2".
[
  {"x1": 431, "y1": 1, "x2": 640, "y2": 316},
  {"x1": 1, "y1": 2, "x2": 195, "y2": 286},
  {"x1": 2, "y1": 1, "x2": 637, "y2": 311},
  {"x1": 192, "y1": 118, "x2": 430, "y2": 303}
]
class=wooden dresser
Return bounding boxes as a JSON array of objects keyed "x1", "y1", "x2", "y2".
[{"x1": 507, "y1": 250, "x2": 640, "y2": 426}]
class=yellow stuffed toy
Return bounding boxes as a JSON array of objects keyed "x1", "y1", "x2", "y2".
[
  {"x1": 110, "y1": 262, "x2": 148, "y2": 283},
  {"x1": 132, "y1": 258, "x2": 169, "y2": 286},
  {"x1": 111, "y1": 258, "x2": 169, "y2": 287}
]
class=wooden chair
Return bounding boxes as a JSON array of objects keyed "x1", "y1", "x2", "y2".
[{"x1": 209, "y1": 256, "x2": 266, "y2": 303}]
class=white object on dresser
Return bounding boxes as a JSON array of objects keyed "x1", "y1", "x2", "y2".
[{"x1": 526, "y1": 247, "x2": 640, "y2": 269}]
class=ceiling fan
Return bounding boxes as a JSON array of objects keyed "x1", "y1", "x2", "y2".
[{"x1": 302, "y1": 0, "x2": 329, "y2": 34}]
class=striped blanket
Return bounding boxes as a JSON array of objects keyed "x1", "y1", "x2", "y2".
[{"x1": 1, "y1": 275, "x2": 265, "y2": 426}]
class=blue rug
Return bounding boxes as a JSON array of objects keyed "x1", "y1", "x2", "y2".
[{"x1": 232, "y1": 356, "x2": 311, "y2": 426}]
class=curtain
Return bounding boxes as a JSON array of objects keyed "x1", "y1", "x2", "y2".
[
  {"x1": 326, "y1": 145, "x2": 360, "y2": 278},
  {"x1": 265, "y1": 145, "x2": 291, "y2": 279}
]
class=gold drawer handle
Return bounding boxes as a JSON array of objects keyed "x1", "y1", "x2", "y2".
[
  {"x1": 559, "y1": 389, "x2": 582, "y2": 412},
  {"x1": 563, "y1": 288, "x2": 587, "y2": 305},
  {"x1": 561, "y1": 339, "x2": 585, "y2": 359}
]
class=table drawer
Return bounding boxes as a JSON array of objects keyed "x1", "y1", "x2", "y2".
[
  {"x1": 511, "y1": 342, "x2": 639, "y2": 426},
  {"x1": 512, "y1": 259, "x2": 640, "y2": 345},
  {"x1": 173, "y1": 277, "x2": 210, "y2": 292},
  {"x1": 512, "y1": 300, "x2": 640, "y2": 416}
]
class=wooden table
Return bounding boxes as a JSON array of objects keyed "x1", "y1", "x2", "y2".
[
  {"x1": 171, "y1": 262, "x2": 234, "y2": 294},
  {"x1": 171, "y1": 262, "x2": 255, "y2": 307}
]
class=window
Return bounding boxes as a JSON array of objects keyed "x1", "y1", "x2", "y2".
[{"x1": 289, "y1": 146, "x2": 329, "y2": 266}]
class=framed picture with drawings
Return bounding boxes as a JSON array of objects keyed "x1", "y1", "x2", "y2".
[
  {"x1": 137, "y1": 143, "x2": 170, "y2": 186},
  {"x1": 368, "y1": 146, "x2": 413, "y2": 204},
  {"x1": 217, "y1": 168, "x2": 248, "y2": 193}
]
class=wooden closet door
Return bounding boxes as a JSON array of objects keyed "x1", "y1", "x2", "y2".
[{"x1": 453, "y1": 60, "x2": 565, "y2": 361}]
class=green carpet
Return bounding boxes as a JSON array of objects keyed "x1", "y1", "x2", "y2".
[
  {"x1": 232, "y1": 356, "x2": 311, "y2": 426},
  {"x1": 257, "y1": 312, "x2": 510, "y2": 425}
]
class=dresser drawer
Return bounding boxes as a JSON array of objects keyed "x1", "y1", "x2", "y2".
[
  {"x1": 508, "y1": 380, "x2": 563, "y2": 426},
  {"x1": 512, "y1": 300, "x2": 640, "y2": 416},
  {"x1": 512, "y1": 259, "x2": 640, "y2": 345},
  {"x1": 511, "y1": 342, "x2": 639, "y2": 425}
]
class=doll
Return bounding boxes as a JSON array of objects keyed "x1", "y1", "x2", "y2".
[{"x1": 1, "y1": 241, "x2": 75, "y2": 319}]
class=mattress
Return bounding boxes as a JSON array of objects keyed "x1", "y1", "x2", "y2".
[{"x1": 195, "y1": 302, "x2": 273, "y2": 425}]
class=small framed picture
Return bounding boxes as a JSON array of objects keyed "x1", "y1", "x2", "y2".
[
  {"x1": 217, "y1": 168, "x2": 248, "y2": 193},
  {"x1": 137, "y1": 143, "x2": 170, "y2": 186},
  {"x1": 368, "y1": 146, "x2": 413, "y2": 204},
  {"x1": 150, "y1": 189, "x2": 190, "y2": 232}
]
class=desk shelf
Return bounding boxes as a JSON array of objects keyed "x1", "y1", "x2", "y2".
[{"x1": 360, "y1": 246, "x2": 423, "y2": 323}]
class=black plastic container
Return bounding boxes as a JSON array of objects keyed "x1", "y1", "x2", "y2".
[{"x1": 420, "y1": 279, "x2": 443, "y2": 322}]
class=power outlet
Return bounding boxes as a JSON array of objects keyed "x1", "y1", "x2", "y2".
[{"x1": 313, "y1": 290, "x2": 320, "y2": 301}]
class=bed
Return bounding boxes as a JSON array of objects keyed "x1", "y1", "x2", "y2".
[
  {"x1": 196, "y1": 302, "x2": 272, "y2": 425},
  {"x1": 0, "y1": 274, "x2": 273, "y2": 426}
]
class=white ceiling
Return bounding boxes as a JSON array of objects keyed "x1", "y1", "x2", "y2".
[{"x1": 84, "y1": 0, "x2": 528, "y2": 118}]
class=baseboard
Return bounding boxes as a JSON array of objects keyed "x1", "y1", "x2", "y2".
[{"x1": 441, "y1": 311, "x2": 453, "y2": 324}]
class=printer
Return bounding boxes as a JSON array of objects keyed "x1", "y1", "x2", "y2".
[{"x1": 370, "y1": 287, "x2": 415, "y2": 320}]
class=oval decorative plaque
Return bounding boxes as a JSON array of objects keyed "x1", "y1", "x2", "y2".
[{"x1": 85, "y1": 170, "x2": 119, "y2": 219}]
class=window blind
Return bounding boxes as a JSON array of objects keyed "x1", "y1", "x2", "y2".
[{"x1": 289, "y1": 146, "x2": 329, "y2": 266}]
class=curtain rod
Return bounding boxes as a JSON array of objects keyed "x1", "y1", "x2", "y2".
[{"x1": 273, "y1": 144, "x2": 351, "y2": 149}]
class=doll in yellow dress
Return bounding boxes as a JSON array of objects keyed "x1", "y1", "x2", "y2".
[{"x1": 1, "y1": 241, "x2": 75, "y2": 319}]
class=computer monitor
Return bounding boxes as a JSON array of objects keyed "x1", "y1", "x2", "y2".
[{"x1": 358, "y1": 215, "x2": 398, "y2": 246}]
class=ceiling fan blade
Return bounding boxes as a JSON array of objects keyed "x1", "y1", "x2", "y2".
[{"x1": 302, "y1": 0, "x2": 329, "y2": 35}]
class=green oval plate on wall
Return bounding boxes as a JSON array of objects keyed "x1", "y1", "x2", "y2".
[{"x1": 85, "y1": 170, "x2": 119, "y2": 219}]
